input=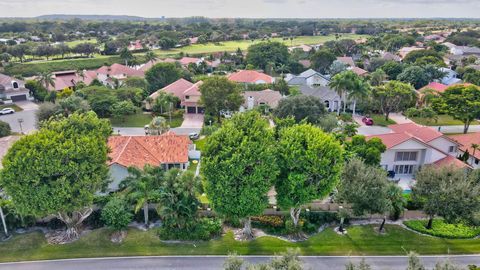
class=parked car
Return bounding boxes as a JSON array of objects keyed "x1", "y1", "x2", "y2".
[
  {"x1": 189, "y1": 132, "x2": 199, "y2": 140},
  {"x1": 0, "y1": 108, "x2": 15, "y2": 115},
  {"x1": 362, "y1": 116, "x2": 374, "y2": 126}
]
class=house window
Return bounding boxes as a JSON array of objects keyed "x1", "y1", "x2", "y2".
[
  {"x1": 12, "y1": 82, "x2": 19, "y2": 89},
  {"x1": 475, "y1": 159, "x2": 479, "y2": 165},
  {"x1": 324, "y1": 100, "x2": 330, "y2": 109},
  {"x1": 448, "y1": 146, "x2": 456, "y2": 153},
  {"x1": 395, "y1": 151, "x2": 418, "y2": 162},
  {"x1": 394, "y1": 165, "x2": 416, "y2": 175},
  {"x1": 185, "y1": 96, "x2": 190, "y2": 100}
]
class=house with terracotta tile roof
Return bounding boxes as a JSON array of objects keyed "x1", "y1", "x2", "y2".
[
  {"x1": 367, "y1": 123, "x2": 469, "y2": 189},
  {"x1": 228, "y1": 70, "x2": 275, "y2": 84},
  {"x1": 336, "y1": 56, "x2": 355, "y2": 67},
  {"x1": 95, "y1": 63, "x2": 144, "y2": 88},
  {"x1": 349, "y1": 66, "x2": 369, "y2": 77},
  {"x1": 419, "y1": 82, "x2": 448, "y2": 93},
  {"x1": 107, "y1": 132, "x2": 196, "y2": 191},
  {"x1": 145, "y1": 78, "x2": 204, "y2": 114},
  {"x1": 46, "y1": 70, "x2": 97, "y2": 91},
  {"x1": 448, "y1": 132, "x2": 480, "y2": 169}
]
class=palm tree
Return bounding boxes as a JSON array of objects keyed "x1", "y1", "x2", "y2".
[
  {"x1": 37, "y1": 71, "x2": 55, "y2": 90},
  {"x1": 119, "y1": 47, "x2": 133, "y2": 66},
  {"x1": 348, "y1": 79, "x2": 370, "y2": 116},
  {"x1": 471, "y1": 143, "x2": 479, "y2": 166},
  {"x1": 120, "y1": 165, "x2": 164, "y2": 228},
  {"x1": 329, "y1": 71, "x2": 357, "y2": 115},
  {"x1": 145, "y1": 50, "x2": 158, "y2": 64},
  {"x1": 276, "y1": 64, "x2": 290, "y2": 78}
]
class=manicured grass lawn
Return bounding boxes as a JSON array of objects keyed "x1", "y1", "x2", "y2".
[
  {"x1": 410, "y1": 114, "x2": 480, "y2": 126},
  {"x1": 163, "y1": 115, "x2": 183, "y2": 128},
  {"x1": 65, "y1": 38, "x2": 98, "y2": 48},
  {"x1": 371, "y1": 114, "x2": 396, "y2": 127},
  {"x1": 109, "y1": 112, "x2": 153, "y2": 128},
  {"x1": 194, "y1": 137, "x2": 207, "y2": 152},
  {"x1": 404, "y1": 219, "x2": 480, "y2": 239},
  {"x1": 0, "y1": 104, "x2": 23, "y2": 112},
  {"x1": 1, "y1": 224, "x2": 480, "y2": 262},
  {"x1": 153, "y1": 34, "x2": 368, "y2": 56}
]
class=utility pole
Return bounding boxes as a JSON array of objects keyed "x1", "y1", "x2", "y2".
[{"x1": 17, "y1": 118, "x2": 24, "y2": 134}]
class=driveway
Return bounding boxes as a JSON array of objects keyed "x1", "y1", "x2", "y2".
[
  {"x1": 357, "y1": 126, "x2": 392, "y2": 136},
  {"x1": 0, "y1": 255, "x2": 478, "y2": 270},
  {"x1": 0, "y1": 101, "x2": 38, "y2": 134},
  {"x1": 181, "y1": 114, "x2": 204, "y2": 128}
]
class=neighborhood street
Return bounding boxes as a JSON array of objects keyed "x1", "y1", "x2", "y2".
[
  {"x1": 0, "y1": 102, "x2": 38, "y2": 134},
  {"x1": 0, "y1": 255, "x2": 478, "y2": 270}
]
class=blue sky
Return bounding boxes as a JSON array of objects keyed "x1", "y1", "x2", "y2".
[{"x1": 0, "y1": 0, "x2": 479, "y2": 18}]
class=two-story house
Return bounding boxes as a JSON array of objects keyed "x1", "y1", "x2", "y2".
[
  {"x1": 285, "y1": 69, "x2": 330, "y2": 87},
  {"x1": 368, "y1": 123, "x2": 469, "y2": 189},
  {"x1": 0, "y1": 73, "x2": 31, "y2": 102}
]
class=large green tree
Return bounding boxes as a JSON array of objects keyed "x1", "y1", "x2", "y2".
[
  {"x1": 440, "y1": 84, "x2": 480, "y2": 134},
  {"x1": 412, "y1": 166, "x2": 480, "y2": 229},
  {"x1": 0, "y1": 112, "x2": 111, "y2": 242},
  {"x1": 276, "y1": 124, "x2": 344, "y2": 229},
  {"x1": 329, "y1": 71, "x2": 364, "y2": 114},
  {"x1": 371, "y1": 81, "x2": 417, "y2": 121},
  {"x1": 145, "y1": 63, "x2": 183, "y2": 94},
  {"x1": 345, "y1": 135, "x2": 386, "y2": 166},
  {"x1": 337, "y1": 157, "x2": 392, "y2": 232},
  {"x1": 273, "y1": 95, "x2": 326, "y2": 124},
  {"x1": 246, "y1": 42, "x2": 289, "y2": 70},
  {"x1": 202, "y1": 111, "x2": 279, "y2": 238},
  {"x1": 310, "y1": 49, "x2": 336, "y2": 74},
  {"x1": 199, "y1": 76, "x2": 244, "y2": 122}
]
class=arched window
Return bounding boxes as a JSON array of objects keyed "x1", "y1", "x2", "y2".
[
  {"x1": 12, "y1": 81, "x2": 19, "y2": 89},
  {"x1": 324, "y1": 100, "x2": 330, "y2": 110}
]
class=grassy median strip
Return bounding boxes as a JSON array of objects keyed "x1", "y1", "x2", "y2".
[{"x1": 1, "y1": 225, "x2": 480, "y2": 262}]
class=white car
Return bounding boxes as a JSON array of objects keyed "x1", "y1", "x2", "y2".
[{"x1": 0, "y1": 108, "x2": 15, "y2": 115}]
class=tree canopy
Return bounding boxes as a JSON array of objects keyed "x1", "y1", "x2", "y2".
[
  {"x1": 246, "y1": 42, "x2": 289, "y2": 70},
  {"x1": 273, "y1": 95, "x2": 326, "y2": 124},
  {"x1": 439, "y1": 84, "x2": 480, "y2": 134},
  {"x1": 202, "y1": 111, "x2": 279, "y2": 238},
  {"x1": 371, "y1": 80, "x2": 417, "y2": 120},
  {"x1": 199, "y1": 76, "x2": 244, "y2": 122},
  {"x1": 145, "y1": 63, "x2": 183, "y2": 94}
]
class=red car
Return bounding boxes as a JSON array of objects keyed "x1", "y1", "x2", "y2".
[{"x1": 362, "y1": 117, "x2": 374, "y2": 126}]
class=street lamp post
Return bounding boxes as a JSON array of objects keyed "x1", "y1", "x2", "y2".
[{"x1": 17, "y1": 118, "x2": 24, "y2": 134}]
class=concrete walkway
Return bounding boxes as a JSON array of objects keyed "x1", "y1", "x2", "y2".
[
  {"x1": 432, "y1": 125, "x2": 480, "y2": 134},
  {"x1": 388, "y1": 113, "x2": 413, "y2": 124}
]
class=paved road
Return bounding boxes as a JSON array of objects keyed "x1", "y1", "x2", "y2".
[
  {"x1": 0, "y1": 255, "x2": 478, "y2": 270},
  {"x1": 432, "y1": 125, "x2": 480, "y2": 134},
  {"x1": 114, "y1": 127, "x2": 202, "y2": 136},
  {"x1": 0, "y1": 102, "x2": 38, "y2": 134}
]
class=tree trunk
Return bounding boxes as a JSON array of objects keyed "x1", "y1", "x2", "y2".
[
  {"x1": 426, "y1": 217, "x2": 433, "y2": 230},
  {"x1": 379, "y1": 217, "x2": 386, "y2": 232},
  {"x1": 143, "y1": 202, "x2": 149, "y2": 228},
  {"x1": 243, "y1": 217, "x2": 253, "y2": 239},
  {"x1": 464, "y1": 121, "x2": 470, "y2": 134},
  {"x1": 352, "y1": 100, "x2": 357, "y2": 116},
  {"x1": 55, "y1": 208, "x2": 93, "y2": 242},
  {"x1": 385, "y1": 111, "x2": 390, "y2": 122},
  {"x1": 343, "y1": 93, "x2": 347, "y2": 113},
  {"x1": 0, "y1": 207, "x2": 8, "y2": 238},
  {"x1": 290, "y1": 207, "x2": 302, "y2": 227}
]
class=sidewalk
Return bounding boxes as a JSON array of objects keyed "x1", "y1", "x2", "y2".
[{"x1": 388, "y1": 113, "x2": 413, "y2": 124}]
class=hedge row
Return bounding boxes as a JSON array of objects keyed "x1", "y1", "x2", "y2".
[
  {"x1": 4, "y1": 55, "x2": 146, "y2": 77},
  {"x1": 404, "y1": 219, "x2": 480, "y2": 239}
]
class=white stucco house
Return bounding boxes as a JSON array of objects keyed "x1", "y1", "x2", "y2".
[
  {"x1": 299, "y1": 85, "x2": 342, "y2": 112},
  {"x1": 0, "y1": 73, "x2": 32, "y2": 102},
  {"x1": 285, "y1": 69, "x2": 330, "y2": 87},
  {"x1": 107, "y1": 132, "x2": 198, "y2": 192},
  {"x1": 239, "y1": 89, "x2": 283, "y2": 112},
  {"x1": 367, "y1": 123, "x2": 470, "y2": 190},
  {"x1": 448, "y1": 133, "x2": 480, "y2": 169}
]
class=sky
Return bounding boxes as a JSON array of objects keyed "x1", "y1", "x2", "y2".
[{"x1": 0, "y1": 0, "x2": 480, "y2": 18}]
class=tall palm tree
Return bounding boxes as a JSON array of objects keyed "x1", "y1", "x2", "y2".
[
  {"x1": 37, "y1": 71, "x2": 55, "y2": 90},
  {"x1": 329, "y1": 71, "x2": 357, "y2": 115},
  {"x1": 119, "y1": 47, "x2": 133, "y2": 66},
  {"x1": 471, "y1": 143, "x2": 479, "y2": 166},
  {"x1": 120, "y1": 165, "x2": 164, "y2": 228},
  {"x1": 276, "y1": 64, "x2": 290, "y2": 78},
  {"x1": 145, "y1": 50, "x2": 158, "y2": 64},
  {"x1": 348, "y1": 79, "x2": 370, "y2": 116}
]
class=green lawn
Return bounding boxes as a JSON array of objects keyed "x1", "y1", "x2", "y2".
[
  {"x1": 372, "y1": 114, "x2": 396, "y2": 127},
  {"x1": 153, "y1": 34, "x2": 368, "y2": 56},
  {"x1": 0, "y1": 224, "x2": 479, "y2": 262},
  {"x1": 194, "y1": 137, "x2": 207, "y2": 152},
  {"x1": 64, "y1": 38, "x2": 98, "y2": 48},
  {"x1": 0, "y1": 104, "x2": 23, "y2": 112},
  {"x1": 109, "y1": 112, "x2": 153, "y2": 128},
  {"x1": 410, "y1": 114, "x2": 480, "y2": 126}
]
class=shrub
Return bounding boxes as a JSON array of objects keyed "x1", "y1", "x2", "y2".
[
  {"x1": 301, "y1": 211, "x2": 337, "y2": 226},
  {"x1": 101, "y1": 197, "x2": 133, "y2": 231},
  {"x1": 0, "y1": 121, "x2": 11, "y2": 138},
  {"x1": 251, "y1": 215, "x2": 285, "y2": 228},
  {"x1": 158, "y1": 218, "x2": 222, "y2": 241},
  {"x1": 403, "y1": 193, "x2": 423, "y2": 210},
  {"x1": 404, "y1": 219, "x2": 480, "y2": 239}
]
